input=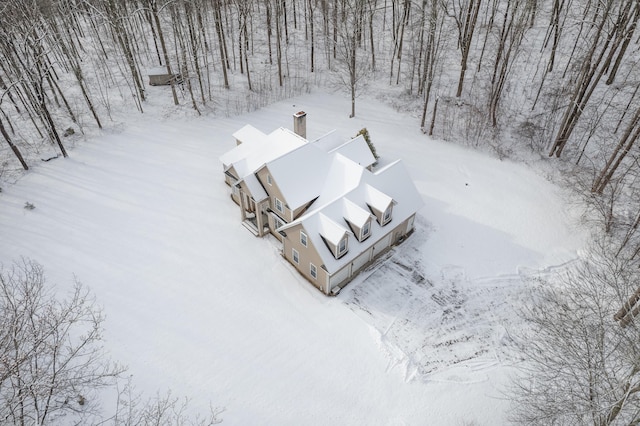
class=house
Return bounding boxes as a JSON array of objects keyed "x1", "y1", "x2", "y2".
[{"x1": 220, "y1": 112, "x2": 423, "y2": 295}]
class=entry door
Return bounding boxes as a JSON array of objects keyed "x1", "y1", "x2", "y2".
[{"x1": 244, "y1": 194, "x2": 255, "y2": 213}]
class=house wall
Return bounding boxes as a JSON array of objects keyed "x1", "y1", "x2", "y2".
[
  {"x1": 268, "y1": 213, "x2": 286, "y2": 242},
  {"x1": 345, "y1": 217, "x2": 373, "y2": 243},
  {"x1": 226, "y1": 165, "x2": 241, "y2": 205},
  {"x1": 327, "y1": 214, "x2": 417, "y2": 294},
  {"x1": 238, "y1": 181, "x2": 256, "y2": 213},
  {"x1": 292, "y1": 204, "x2": 311, "y2": 221},
  {"x1": 279, "y1": 213, "x2": 418, "y2": 295},
  {"x1": 256, "y1": 167, "x2": 294, "y2": 223},
  {"x1": 282, "y1": 223, "x2": 329, "y2": 293}
]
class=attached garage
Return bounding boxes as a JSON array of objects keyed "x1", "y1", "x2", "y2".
[
  {"x1": 372, "y1": 233, "x2": 391, "y2": 256},
  {"x1": 329, "y1": 264, "x2": 351, "y2": 291},
  {"x1": 352, "y1": 249, "x2": 371, "y2": 274}
]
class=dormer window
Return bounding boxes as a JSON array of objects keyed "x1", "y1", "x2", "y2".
[
  {"x1": 337, "y1": 237, "x2": 348, "y2": 257},
  {"x1": 360, "y1": 221, "x2": 371, "y2": 240},
  {"x1": 382, "y1": 206, "x2": 392, "y2": 225}
]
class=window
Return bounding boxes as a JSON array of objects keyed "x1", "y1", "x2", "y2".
[
  {"x1": 361, "y1": 221, "x2": 370, "y2": 240},
  {"x1": 300, "y1": 230, "x2": 307, "y2": 247},
  {"x1": 267, "y1": 174, "x2": 272, "y2": 185},
  {"x1": 274, "y1": 216, "x2": 284, "y2": 229},
  {"x1": 292, "y1": 248, "x2": 299, "y2": 264},
  {"x1": 383, "y1": 207, "x2": 392, "y2": 224},
  {"x1": 275, "y1": 197, "x2": 284, "y2": 213},
  {"x1": 338, "y1": 237, "x2": 347, "y2": 255},
  {"x1": 310, "y1": 263, "x2": 317, "y2": 279}
]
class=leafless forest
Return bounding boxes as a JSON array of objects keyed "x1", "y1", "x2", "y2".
[
  {"x1": 3, "y1": 0, "x2": 640, "y2": 259},
  {"x1": 2, "y1": 0, "x2": 640, "y2": 424}
]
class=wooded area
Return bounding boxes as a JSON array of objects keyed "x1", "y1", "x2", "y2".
[
  {"x1": 2, "y1": 1, "x2": 640, "y2": 423},
  {"x1": 0, "y1": 0, "x2": 636, "y2": 172},
  {"x1": 0, "y1": 0, "x2": 638, "y2": 173}
]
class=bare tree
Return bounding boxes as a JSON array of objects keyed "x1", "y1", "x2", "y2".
[
  {"x1": 336, "y1": 0, "x2": 368, "y2": 118},
  {"x1": 0, "y1": 103, "x2": 28, "y2": 170},
  {"x1": 0, "y1": 258, "x2": 124, "y2": 425},
  {"x1": 548, "y1": 0, "x2": 629, "y2": 158},
  {"x1": 214, "y1": 0, "x2": 231, "y2": 89},
  {"x1": 146, "y1": 0, "x2": 180, "y2": 105},
  {"x1": 487, "y1": 0, "x2": 531, "y2": 127},
  {"x1": 447, "y1": 0, "x2": 482, "y2": 98},
  {"x1": 510, "y1": 243, "x2": 640, "y2": 425},
  {"x1": 592, "y1": 104, "x2": 640, "y2": 194},
  {"x1": 0, "y1": 258, "x2": 224, "y2": 425},
  {"x1": 419, "y1": 0, "x2": 445, "y2": 131},
  {"x1": 111, "y1": 377, "x2": 223, "y2": 426}
]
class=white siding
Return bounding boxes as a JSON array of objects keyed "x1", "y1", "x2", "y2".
[
  {"x1": 372, "y1": 233, "x2": 391, "y2": 256},
  {"x1": 329, "y1": 265, "x2": 351, "y2": 289},
  {"x1": 352, "y1": 249, "x2": 371, "y2": 273}
]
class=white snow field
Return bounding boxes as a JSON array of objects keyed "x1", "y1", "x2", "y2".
[{"x1": 0, "y1": 92, "x2": 586, "y2": 425}]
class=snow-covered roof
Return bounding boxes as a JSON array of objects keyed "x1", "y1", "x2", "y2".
[
  {"x1": 254, "y1": 135, "x2": 375, "y2": 211},
  {"x1": 364, "y1": 184, "x2": 394, "y2": 212},
  {"x1": 329, "y1": 135, "x2": 376, "y2": 169},
  {"x1": 238, "y1": 173, "x2": 268, "y2": 201},
  {"x1": 318, "y1": 213, "x2": 351, "y2": 246},
  {"x1": 279, "y1": 159, "x2": 423, "y2": 274},
  {"x1": 219, "y1": 127, "x2": 307, "y2": 178},
  {"x1": 313, "y1": 130, "x2": 348, "y2": 152},
  {"x1": 342, "y1": 198, "x2": 373, "y2": 228},
  {"x1": 220, "y1": 124, "x2": 421, "y2": 270},
  {"x1": 220, "y1": 143, "x2": 257, "y2": 170},
  {"x1": 311, "y1": 154, "x2": 365, "y2": 207},
  {"x1": 232, "y1": 124, "x2": 266, "y2": 145},
  {"x1": 262, "y1": 143, "x2": 329, "y2": 210},
  {"x1": 148, "y1": 66, "x2": 170, "y2": 75}
]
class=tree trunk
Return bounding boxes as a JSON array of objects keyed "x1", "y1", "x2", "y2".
[
  {"x1": 150, "y1": 0, "x2": 179, "y2": 105},
  {"x1": 308, "y1": 0, "x2": 315, "y2": 72},
  {"x1": 0, "y1": 115, "x2": 28, "y2": 170},
  {"x1": 456, "y1": 0, "x2": 482, "y2": 97},
  {"x1": 214, "y1": 0, "x2": 230, "y2": 88}
]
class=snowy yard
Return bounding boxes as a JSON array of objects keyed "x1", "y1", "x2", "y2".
[{"x1": 0, "y1": 92, "x2": 586, "y2": 425}]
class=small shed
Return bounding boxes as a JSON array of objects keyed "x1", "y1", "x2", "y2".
[{"x1": 148, "y1": 66, "x2": 182, "y2": 86}]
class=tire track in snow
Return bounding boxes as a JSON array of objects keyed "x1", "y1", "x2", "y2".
[{"x1": 339, "y1": 222, "x2": 560, "y2": 383}]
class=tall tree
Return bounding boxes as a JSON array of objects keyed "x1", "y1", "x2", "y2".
[
  {"x1": 450, "y1": 0, "x2": 482, "y2": 97},
  {"x1": 511, "y1": 245, "x2": 640, "y2": 425},
  {"x1": 0, "y1": 259, "x2": 124, "y2": 425},
  {"x1": 548, "y1": 0, "x2": 624, "y2": 157}
]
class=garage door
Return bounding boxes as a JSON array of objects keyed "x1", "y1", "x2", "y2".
[
  {"x1": 329, "y1": 264, "x2": 351, "y2": 288},
  {"x1": 372, "y1": 233, "x2": 391, "y2": 255},
  {"x1": 352, "y1": 249, "x2": 371, "y2": 273},
  {"x1": 406, "y1": 215, "x2": 415, "y2": 233}
]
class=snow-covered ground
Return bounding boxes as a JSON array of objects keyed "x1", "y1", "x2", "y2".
[{"x1": 0, "y1": 91, "x2": 586, "y2": 425}]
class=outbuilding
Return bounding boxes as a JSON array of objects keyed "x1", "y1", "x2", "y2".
[{"x1": 148, "y1": 66, "x2": 182, "y2": 86}]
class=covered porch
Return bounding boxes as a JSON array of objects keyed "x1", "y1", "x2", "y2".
[{"x1": 238, "y1": 187, "x2": 269, "y2": 237}]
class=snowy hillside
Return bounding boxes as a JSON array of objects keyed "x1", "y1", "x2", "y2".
[{"x1": 0, "y1": 92, "x2": 586, "y2": 425}]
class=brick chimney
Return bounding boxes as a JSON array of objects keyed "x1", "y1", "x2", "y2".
[{"x1": 293, "y1": 111, "x2": 307, "y2": 139}]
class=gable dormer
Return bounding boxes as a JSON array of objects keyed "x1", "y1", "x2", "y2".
[
  {"x1": 318, "y1": 213, "x2": 351, "y2": 259},
  {"x1": 364, "y1": 185, "x2": 394, "y2": 226},
  {"x1": 342, "y1": 198, "x2": 374, "y2": 242}
]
